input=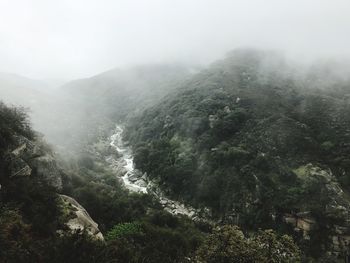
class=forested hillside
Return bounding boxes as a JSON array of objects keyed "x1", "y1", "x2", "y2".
[
  {"x1": 0, "y1": 102, "x2": 206, "y2": 262},
  {"x1": 3, "y1": 49, "x2": 350, "y2": 261},
  {"x1": 126, "y1": 49, "x2": 350, "y2": 260},
  {"x1": 1, "y1": 0, "x2": 348, "y2": 261},
  {"x1": 0, "y1": 65, "x2": 191, "y2": 154},
  {"x1": 52, "y1": 64, "x2": 191, "y2": 153},
  {"x1": 62, "y1": 64, "x2": 191, "y2": 121},
  {"x1": 0, "y1": 83, "x2": 301, "y2": 262}
]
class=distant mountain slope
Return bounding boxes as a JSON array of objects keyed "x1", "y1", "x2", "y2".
[
  {"x1": 45, "y1": 64, "x2": 191, "y2": 152},
  {"x1": 125, "y1": 49, "x2": 350, "y2": 259},
  {"x1": 0, "y1": 72, "x2": 58, "y2": 131},
  {"x1": 0, "y1": 65, "x2": 191, "y2": 152},
  {"x1": 61, "y1": 64, "x2": 191, "y2": 120},
  {"x1": 0, "y1": 72, "x2": 49, "y2": 106}
]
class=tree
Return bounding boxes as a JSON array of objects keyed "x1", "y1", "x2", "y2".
[
  {"x1": 195, "y1": 225, "x2": 300, "y2": 263},
  {"x1": 251, "y1": 229, "x2": 301, "y2": 263}
]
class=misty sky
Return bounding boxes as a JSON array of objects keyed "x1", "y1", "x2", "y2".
[{"x1": 0, "y1": 0, "x2": 349, "y2": 80}]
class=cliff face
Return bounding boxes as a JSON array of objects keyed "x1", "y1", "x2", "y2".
[
  {"x1": 3, "y1": 128, "x2": 104, "y2": 242},
  {"x1": 288, "y1": 164, "x2": 350, "y2": 257},
  {"x1": 7, "y1": 136, "x2": 105, "y2": 241}
]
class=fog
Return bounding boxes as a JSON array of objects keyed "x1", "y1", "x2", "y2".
[
  {"x1": 1, "y1": 0, "x2": 350, "y2": 153},
  {"x1": 0, "y1": 0, "x2": 350, "y2": 80},
  {"x1": 2, "y1": 2, "x2": 350, "y2": 259}
]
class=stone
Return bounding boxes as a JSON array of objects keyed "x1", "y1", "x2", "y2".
[
  {"x1": 59, "y1": 194, "x2": 104, "y2": 241},
  {"x1": 11, "y1": 164, "x2": 32, "y2": 177},
  {"x1": 11, "y1": 143, "x2": 27, "y2": 156},
  {"x1": 224, "y1": 106, "x2": 231, "y2": 113},
  {"x1": 135, "y1": 179, "x2": 147, "y2": 188},
  {"x1": 208, "y1": 114, "x2": 218, "y2": 128},
  {"x1": 283, "y1": 214, "x2": 297, "y2": 226}
]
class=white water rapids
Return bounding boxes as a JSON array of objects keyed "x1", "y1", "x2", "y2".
[
  {"x1": 106, "y1": 125, "x2": 211, "y2": 219},
  {"x1": 109, "y1": 126, "x2": 148, "y2": 193}
]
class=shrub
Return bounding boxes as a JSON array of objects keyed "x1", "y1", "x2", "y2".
[{"x1": 106, "y1": 222, "x2": 143, "y2": 241}]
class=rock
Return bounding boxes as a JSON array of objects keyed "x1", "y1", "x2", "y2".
[
  {"x1": 8, "y1": 136, "x2": 62, "y2": 189},
  {"x1": 108, "y1": 125, "x2": 212, "y2": 222},
  {"x1": 135, "y1": 179, "x2": 147, "y2": 188},
  {"x1": 208, "y1": 114, "x2": 218, "y2": 128},
  {"x1": 11, "y1": 143, "x2": 27, "y2": 156},
  {"x1": 141, "y1": 173, "x2": 148, "y2": 181},
  {"x1": 128, "y1": 173, "x2": 139, "y2": 182},
  {"x1": 163, "y1": 115, "x2": 173, "y2": 129},
  {"x1": 159, "y1": 199, "x2": 168, "y2": 206},
  {"x1": 297, "y1": 217, "x2": 315, "y2": 233},
  {"x1": 15, "y1": 136, "x2": 41, "y2": 158},
  {"x1": 283, "y1": 214, "x2": 297, "y2": 226},
  {"x1": 128, "y1": 171, "x2": 142, "y2": 182},
  {"x1": 283, "y1": 212, "x2": 316, "y2": 240},
  {"x1": 10, "y1": 158, "x2": 32, "y2": 177},
  {"x1": 59, "y1": 194, "x2": 104, "y2": 241}
]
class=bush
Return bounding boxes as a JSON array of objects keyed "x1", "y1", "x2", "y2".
[{"x1": 106, "y1": 222, "x2": 143, "y2": 241}]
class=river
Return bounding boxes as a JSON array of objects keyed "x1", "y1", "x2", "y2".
[{"x1": 107, "y1": 125, "x2": 210, "y2": 219}]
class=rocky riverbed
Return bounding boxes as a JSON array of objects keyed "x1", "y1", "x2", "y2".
[{"x1": 106, "y1": 125, "x2": 211, "y2": 220}]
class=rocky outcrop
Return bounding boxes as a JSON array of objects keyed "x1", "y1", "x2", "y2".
[
  {"x1": 330, "y1": 226, "x2": 350, "y2": 258},
  {"x1": 283, "y1": 212, "x2": 316, "y2": 240},
  {"x1": 208, "y1": 114, "x2": 218, "y2": 128},
  {"x1": 9, "y1": 140, "x2": 35, "y2": 178},
  {"x1": 147, "y1": 181, "x2": 212, "y2": 221},
  {"x1": 8, "y1": 135, "x2": 62, "y2": 189},
  {"x1": 59, "y1": 194, "x2": 104, "y2": 241},
  {"x1": 9, "y1": 157, "x2": 32, "y2": 177},
  {"x1": 291, "y1": 164, "x2": 350, "y2": 257}
]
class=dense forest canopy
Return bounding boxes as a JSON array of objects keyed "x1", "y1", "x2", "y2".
[
  {"x1": 125, "y1": 50, "x2": 350, "y2": 260},
  {"x1": 1, "y1": 0, "x2": 350, "y2": 261},
  {"x1": 1, "y1": 49, "x2": 350, "y2": 262}
]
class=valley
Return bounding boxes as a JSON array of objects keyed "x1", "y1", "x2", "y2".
[
  {"x1": 107, "y1": 125, "x2": 210, "y2": 220},
  {"x1": 2, "y1": 49, "x2": 350, "y2": 262}
]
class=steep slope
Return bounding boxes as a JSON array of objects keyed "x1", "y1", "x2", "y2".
[
  {"x1": 61, "y1": 64, "x2": 191, "y2": 120},
  {"x1": 0, "y1": 73, "x2": 74, "y2": 150},
  {"x1": 0, "y1": 102, "x2": 105, "y2": 261},
  {"x1": 0, "y1": 65, "x2": 191, "y2": 153},
  {"x1": 125, "y1": 49, "x2": 350, "y2": 259},
  {"x1": 0, "y1": 73, "x2": 53, "y2": 126}
]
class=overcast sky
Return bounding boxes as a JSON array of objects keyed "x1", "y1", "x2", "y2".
[{"x1": 0, "y1": 0, "x2": 349, "y2": 80}]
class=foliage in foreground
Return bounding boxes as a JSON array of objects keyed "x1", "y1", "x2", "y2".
[{"x1": 196, "y1": 225, "x2": 301, "y2": 263}]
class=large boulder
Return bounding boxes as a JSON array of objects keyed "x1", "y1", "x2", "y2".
[{"x1": 59, "y1": 194, "x2": 104, "y2": 241}]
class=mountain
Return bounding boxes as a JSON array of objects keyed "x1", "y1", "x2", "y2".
[
  {"x1": 47, "y1": 64, "x2": 192, "y2": 153},
  {"x1": 0, "y1": 73, "x2": 68, "y2": 146},
  {"x1": 0, "y1": 101, "x2": 215, "y2": 263},
  {"x1": 0, "y1": 65, "x2": 191, "y2": 153},
  {"x1": 2, "y1": 52, "x2": 350, "y2": 261},
  {"x1": 0, "y1": 72, "x2": 51, "y2": 117},
  {"x1": 125, "y1": 49, "x2": 350, "y2": 259},
  {"x1": 61, "y1": 64, "x2": 191, "y2": 120}
]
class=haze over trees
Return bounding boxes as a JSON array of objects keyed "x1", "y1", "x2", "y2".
[
  {"x1": 1, "y1": 49, "x2": 350, "y2": 262},
  {"x1": 1, "y1": 1, "x2": 350, "y2": 262}
]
